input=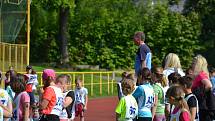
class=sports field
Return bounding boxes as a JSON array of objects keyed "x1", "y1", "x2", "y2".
[{"x1": 74, "y1": 96, "x2": 118, "y2": 121}]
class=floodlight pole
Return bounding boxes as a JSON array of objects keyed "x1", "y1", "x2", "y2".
[{"x1": 27, "y1": 0, "x2": 30, "y2": 65}]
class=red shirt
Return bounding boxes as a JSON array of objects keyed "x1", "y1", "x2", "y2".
[
  {"x1": 172, "y1": 107, "x2": 190, "y2": 121},
  {"x1": 192, "y1": 71, "x2": 209, "y2": 90},
  {"x1": 26, "y1": 84, "x2": 33, "y2": 92},
  {"x1": 41, "y1": 87, "x2": 56, "y2": 114}
]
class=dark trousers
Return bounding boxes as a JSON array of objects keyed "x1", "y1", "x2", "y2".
[
  {"x1": 199, "y1": 110, "x2": 213, "y2": 121},
  {"x1": 137, "y1": 117, "x2": 152, "y2": 121},
  {"x1": 27, "y1": 92, "x2": 35, "y2": 105},
  {"x1": 39, "y1": 114, "x2": 60, "y2": 121}
]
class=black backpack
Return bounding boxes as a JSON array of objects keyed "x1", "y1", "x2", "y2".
[{"x1": 192, "y1": 86, "x2": 215, "y2": 120}]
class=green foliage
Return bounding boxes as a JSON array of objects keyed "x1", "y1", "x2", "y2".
[
  {"x1": 182, "y1": 0, "x2": 215, "y2": 66},
  {"x1": 30, "y1": 0, "x2": 202, "y2": 69}
]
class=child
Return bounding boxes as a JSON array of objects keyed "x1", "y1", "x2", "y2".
[
  {"x1": 151, "y1": 67, "x2": 166, "y2": 121},
  {"x1": 31, "y1": 69, "x2": 39, "y2": 94},
  {"x1": 74, "y1": 78, "x2": 88, "y2": 121},
  {"x1": 56, "y1": 74, "x2": 76, "y2": 121},
  {"x1": 115, "y1": 79, "x2": 138, "y2": 121},
  {"x1": 168, "y1": 72, "x2": 181, "y2": 86},
  {"x1": 0, "y1": 71, "x2": 13, "y2": 121},
  {"x1": 10, "y1": 73, "x2": 30, "y2": 121},
  {"x1": 132, "y1": 67, "x2": 155, "y2": 121},
  {"x1": 117, "y1": 72, "x2": 128, "y2": 100},
  {"x1": 32, "y1": 103, "x2": 40, "y2": 121},
  {"x1": 179, "y1": 75, "x2": 199, "y2": 121},
  {"x1": 166, "y1": 85, "x2": 191, "y2": 121},
  {"x1": 209, "y1": 67, "x2": 215, "y2": 93},
  {"x1": 25, "y1": 65, "x2": 36, "y2": 105},
  {"x1": 126, "y1": 73, "x2": 138, "y2": 94},
  {"x1": 39, "y1": 69, "x2": 64, "y2": 121},
  {"x1": 4, "y1": 70, "x2": 16, "y2": 100},
  {"x1": 185, "y1": 67, "x2": 193, "y2": 76}
]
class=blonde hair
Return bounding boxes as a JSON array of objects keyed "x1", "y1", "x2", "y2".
[
  {"x1": 192, "y1": 54, "x2": 209, "y2": 76},
  {"x1": 164, "y1": 53, "x2": 182, "y2": 69}
]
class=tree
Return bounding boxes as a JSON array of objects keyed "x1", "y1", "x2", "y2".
[
  {"x1": 39, "y1": 0, "x2": 75, "y2": 66},
  {"x1": 183, "y1": 0, "x2": 215, "y2": 66},
  {"x1": 30, "y1": 0, "x2": 202, "y2": 69}
]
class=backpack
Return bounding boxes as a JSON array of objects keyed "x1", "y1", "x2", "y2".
[{"x1": 193, "y1": 86, "x2": 215, "y2": 111}]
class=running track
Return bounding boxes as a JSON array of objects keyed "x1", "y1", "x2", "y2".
[{"x1": 74, "y1": 96, "x2": 118, "y2": 121}]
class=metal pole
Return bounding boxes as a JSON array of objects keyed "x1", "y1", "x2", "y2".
[{"x1": 27, "y1": 0, "x2": 30, "y2": 65}]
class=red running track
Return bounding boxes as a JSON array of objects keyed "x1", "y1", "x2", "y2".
[{"x1": 74, "y1": 96, "x2": 118, "y2": 121}]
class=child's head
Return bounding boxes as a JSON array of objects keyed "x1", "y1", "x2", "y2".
[
  {"x1": 120, "y1": 71, "x2": 129, "y2": 83},
  {"x1": 152, "y1": 67, "x2": 168, "y2": 87},
  {"x1": 55, "y1": 74, "x2": 71, "y2": 92},
  {"x1": 126, "y1": 73, "x2": 136, "y2": 85},
  {"x1": 178, "y1": 75, "x2": 194, "y2": 90},
  {"x1": 168, "y1": 72, "x2": 181, "y2": 85},
  {"x1": 75, "y1": 77, "x2": 83, "y2": 89},
  {"x1": 185, "y1": 67, "x2": 193, "y2": 76},
  {"x1": 140, "y1": 67, "x2": 152, "y2": 84},
  {"x1": 42, "y1": 69, "x2": 56, "y2": 88},
  {"x1": 121, "y1": 72, "x2": 128, "y2": 78},
  {"x1": 31, "y1": 69, "x2": 37, "y2": 74},
  {"x1": 5, "y1": 70, "x2": 17, "y2": 82},
  {"x1": 209, "y1": 67, "x2": 215, "y2": 78},
  {"x1": 121, "y1": 79, "x2": 135, "y2": 96},
  {"x1": 152, "y1": 67, "x2": 163, "y2": 82},
  {"x1": 10, "y1": 73, "x2": 26, "y2": 94},
  {"x1": 26, "y1": 65, "x2": 33, "y2": 74},
  {"x1": 166, "y1": 85, "x2": 189, "y2": 110}
]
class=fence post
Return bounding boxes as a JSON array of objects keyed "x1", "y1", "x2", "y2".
[
  {"x1": 9, "y1": 45, "x2": 11, "y2": 66},
  {"x1": 91, "y1": 73, "x2": 93, "y2": 96},
  {"x1": 100, "y1": 72, "x2": 102, "y2": 95},
  {"x1": 21, "y1": 46, "x2": 23, "y2": 71},
  {"x1": 15, "y1": 46, "x2": 18, "y2": 70},
  {"x1": 82, "y1": 73, "x2": 85, "y2": 87},
  {"x1": 108, "y1": 73, "x2": 110, "y2": 95},
  {"x1": 112, "y1": 71, "x2": 115, "y2": 94},
  {"x1": 73, "y1": 73, "x2": 76, "y2": 90},
  {"x1": 2, "y1": 44, "x2": 5, "y2": 72}
]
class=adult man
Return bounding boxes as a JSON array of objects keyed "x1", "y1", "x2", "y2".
[{"x1": 133, "y1": 31, "x2": 152, "y2": 76}]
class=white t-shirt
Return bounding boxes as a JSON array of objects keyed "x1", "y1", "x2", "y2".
[
  {"x1": 75, "y1": 87, "x2": 88, "y2": 105},
  {"x1": 60, "y1": 91, "x2": 75, "y2": 120},
  {"x1": 49, "y1": 86, "x2": 64, "y2": 116},
  {"x1": 163, "y1": 68, "x2": 185, "y2": 78},
  {"x1": 0, "y1": 88, "x2": 11, "y2": 121},
  {"x1": 0, "y1": 88, "x2": 11, "y2": 106},
  {"x1": 163, "y1": 67, "x2": 185, "y2": 86}
]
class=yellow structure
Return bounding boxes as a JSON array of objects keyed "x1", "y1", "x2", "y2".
[
  {"x1": 0, "y1": 0, "x2": 30, "y2": 72},
  {"x1": 17, "y1": 71, "x2": 120, "y2": 97}
]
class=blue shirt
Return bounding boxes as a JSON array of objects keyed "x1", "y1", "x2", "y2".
[
  {"x1": 134, "y1": 44, "x2": 151, "y2": 75},
  {"x1": 132, "y1": 83, "x2": 154, "y2": 117},
  {"x1": 211, "y1": 76, "x2": 215, "y2": 88}
]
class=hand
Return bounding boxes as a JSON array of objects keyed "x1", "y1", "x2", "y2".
[
  {"x1": 83, "y1": 106, "x2": 87, "y2": 111},
  {"x1": 39, "y1": 88, "x2": 44, "y2": 94}
]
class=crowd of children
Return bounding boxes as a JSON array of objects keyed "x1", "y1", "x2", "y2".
[
  {"x1": 0, "y1": 66, "x2": 88, "y2": 121},
  {"x1": 0, "y1": 53, "x2": 215, "y2": 121},
  {"x1": 116, "y1": 54, "x2": 215, "y2": 121}
]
